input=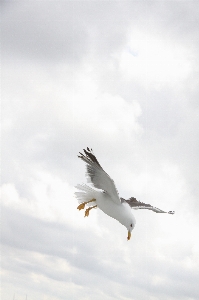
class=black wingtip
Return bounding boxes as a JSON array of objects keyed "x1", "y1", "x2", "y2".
[
  {"x1": 168, "y1": 211, "x2": 175, "y2": 214},
  {"x1": 78, "y1": 152, "x2": 84, "y2": 158},
  {"x1": 79, "y1": 147, "x2": 102, "y2": 167}
]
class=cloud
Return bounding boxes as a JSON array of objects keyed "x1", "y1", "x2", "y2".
[
  {"x1": 1, "y1": 1, "x2": 90, "y2": 63},
  {"x1": 120, "y1": 31, "x2": 193, "y2": 87},
  {"x1": 1, "y1": 1, "x2": 199, "y2": 300},
  {"x1": 2, "y1": 202, "x2": 199, "y2": 300}
]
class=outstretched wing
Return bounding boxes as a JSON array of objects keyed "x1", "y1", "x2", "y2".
[
  {"x1": 122, "y1": 197, "x2": 175, "y2": 214},
  {"x1": 78, "y1": 147, "x2": 121, "y2": 204}
]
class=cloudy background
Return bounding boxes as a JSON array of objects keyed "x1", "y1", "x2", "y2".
[{"x1": 1, "y1": 1, "x2": 199, "y2": 299}]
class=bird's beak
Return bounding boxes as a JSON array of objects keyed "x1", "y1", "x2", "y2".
[{"x1": 127, "y1": 230, "x2": 131, "y2": 241}]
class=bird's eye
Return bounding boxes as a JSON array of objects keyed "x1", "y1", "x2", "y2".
[{"x1": 130, "y1": 224, "x2": 132, "y2": 227}]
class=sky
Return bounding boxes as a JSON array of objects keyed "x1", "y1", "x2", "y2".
[{"x1": 1, "y1": 1, "x2": 199, "y2": 299}]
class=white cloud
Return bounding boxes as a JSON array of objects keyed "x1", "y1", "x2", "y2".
[
  {"x1": 120, "y1": 29, "x2": 193, "y2": 87},
  {"x1": 1, "y1": 1, "x2": 199, "y2": 300}
]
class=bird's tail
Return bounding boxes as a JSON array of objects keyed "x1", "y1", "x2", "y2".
[{"x1": 75, "y1": 184, "x2": 98, "y2": 207}]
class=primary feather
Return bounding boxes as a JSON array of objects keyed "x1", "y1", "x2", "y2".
[{"x1": 78, "y1": 148, "x2": 121, "y2": 205}]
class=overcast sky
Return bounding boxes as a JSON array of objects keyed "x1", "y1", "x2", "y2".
[{"x1": 1, "y1": 1, "x2": 199, "y2": 299}]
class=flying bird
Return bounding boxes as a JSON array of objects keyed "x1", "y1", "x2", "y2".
[{"x1": 75, "y1": 148, "x2": 175, "y2": 240}]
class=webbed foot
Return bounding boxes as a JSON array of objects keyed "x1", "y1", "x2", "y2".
[
  {"x1": 84, "y1": 205, "x2": 97, "y2": 217},
  {"x1": 77, "y1": 203, "x2": 86, "y2": 210},
  {"x1": 84, "y1": 208, "x2": 90, "y2": 217}
]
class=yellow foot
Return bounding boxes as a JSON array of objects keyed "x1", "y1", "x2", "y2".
[
  {"x1": 84, "y1": 205, "x2": 97, "y2": 217},
  {"x1": 77, "y1": 199, "x2": 96, "y2": 211},
  {"x1": 84, "y1": 208, "x2": 90, "y2": 217},
  {"x1": 77, "y1": 203, "x2": 86, "y2": 210}
]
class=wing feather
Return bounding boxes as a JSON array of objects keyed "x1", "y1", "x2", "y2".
[
  {"x1": 78, "y1": 148, "x2": 121, "y2": 204},
  {"x1": 123, "y1": 197, "x2": 175, "y2": 214}
]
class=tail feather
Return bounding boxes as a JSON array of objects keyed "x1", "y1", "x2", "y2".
[{"x1": 75, "y1": 184, "x2": 97, "y2": 207}]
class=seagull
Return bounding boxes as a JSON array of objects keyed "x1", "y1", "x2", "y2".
[{"x1": 75, "y1": 148, "x2": 175, "y2": 240}]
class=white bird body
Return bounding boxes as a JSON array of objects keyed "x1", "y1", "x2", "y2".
[
  {"x1": 76, "y1": 184, "x2": 136, "y2": 229},
  {"x1": 97, "y1": 194, "x2": 136, "y2": 230},
  {"x1": 75, "y1": 148, "x2": 174, "y2": 240}
]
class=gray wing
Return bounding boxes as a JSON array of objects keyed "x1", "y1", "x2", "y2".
[
  {"x1": 121, "y1": 197, "x2": 175, "y2": 214},
  {"x1": 78, "y1": 148, "x2": 121, "y2": 204}
]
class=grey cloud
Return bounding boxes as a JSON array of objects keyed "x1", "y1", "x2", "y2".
[
  {"x1": 2, "y1": 1, "x2": 126, "y2": 63},
  {"x1": 1, "y1": 1, "x2": 163, "y2": 64},
  {"x1": 2, "y1": 1, "x2": 199, "y2": 299},
  {"x1": 1, "y1": 1, "x2": 89, "y2": 63},
  {"x1": 2, "y1": 206, "x2": 199, "y2": 300}
]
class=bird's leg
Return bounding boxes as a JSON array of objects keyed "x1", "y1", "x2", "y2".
[
  {"x1": 84, "y1": 205, "x2": 97, "y2": 217},
  {"x1": 77, "y1": 198, "x2": 96, "y2": 210}
]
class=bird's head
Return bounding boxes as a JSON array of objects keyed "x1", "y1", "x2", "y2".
[{"x1": 127, "y1": 221, "x2": 136, "y2": 241}]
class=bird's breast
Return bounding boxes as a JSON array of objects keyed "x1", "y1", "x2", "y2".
[{"x1": 96, "y1": 193, "x2": 133, "y2": 227}]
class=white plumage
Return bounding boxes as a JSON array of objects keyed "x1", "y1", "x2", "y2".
[{"x1": 75, "y1": 148, "x2": 174, "y2": 240}]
